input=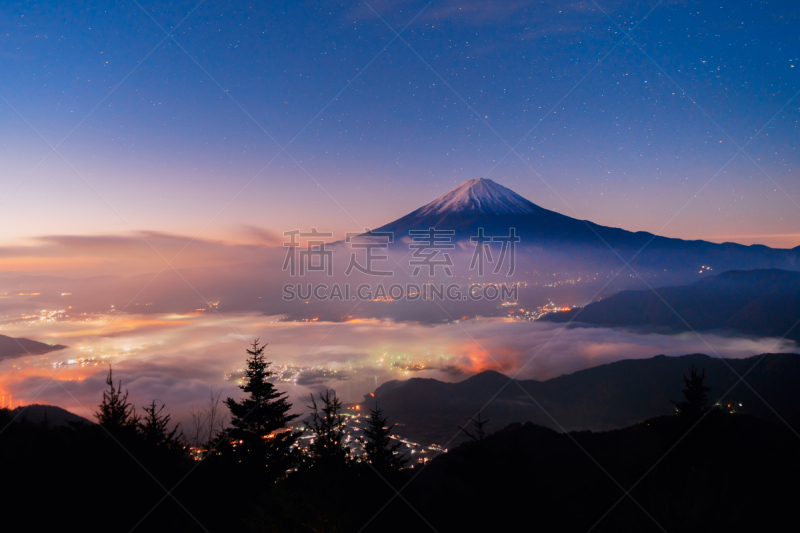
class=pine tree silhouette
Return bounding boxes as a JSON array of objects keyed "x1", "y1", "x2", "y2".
[
  {"x1": 224, "y1": 340, "x2": 299, "y2": 475},
  {"x1": 362, "y1": 402, "x2": 406, "y2": 472},
  {"x1": 306, "y1": 389, "x2": 349, "y2": 467},
  {"x1": 459, "y1": 411, "x2": 490, "y2": 442},
  {"x1": 139, "y1": 400, "x2": 182, "y2": 450},
  {"x1": 95, "y1": 366, "x2": 138, "y2": 440},
  {"x1": 672, "y1": 365, "x2": 714, "y2": 420}
]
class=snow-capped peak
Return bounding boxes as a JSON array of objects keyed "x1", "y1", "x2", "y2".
[{"x1": 416, "y1": 178, "x2": 540, "y2": 216}]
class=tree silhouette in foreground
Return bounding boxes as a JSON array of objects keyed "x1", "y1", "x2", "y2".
[
  {"x1": 139, "y1": 400, "x2": 182, "y2": 450},
  {"x1": 362, "y1": 402, "x2": 406, "y2": 473},
  {"x1": 306, "y1": 389, "x2": 349, "y2": 467},
  {"x1": 189, "y1": 388, "x2": 227, "y2": 451},
  {"x1": 262, "y1": 390, "x2": 353, "y2": 532},
  {"x1": 672, "y1": 365, "x2": 714, "y2": 421},
  {"x1": 95, "y1": 366, "x2": 139, "y2": 440},
  {"x1": 224, "y1": 340, "x2": 299, "y2": 477},
  {"x1": 459, "y1": 411, "x2": 490, "y2": 442}
]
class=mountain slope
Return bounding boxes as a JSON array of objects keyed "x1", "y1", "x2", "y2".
[
  {"x1": 9, "y1": 404, "x2": 92, "y2": 427},
  {"x1": 370, "y1": 178, "x2": 800, "y2": 283},
  {"x1": 541, "y1": 268, "x2": 800, "y2": 341},
  {"x1": 413, "y1": 178, "x2": 544, "y2": 217},
  {"x1": 412, "y1": 414, "x2": 797, "y2": 532},
  {"x1": 375, "y1": 178, "x2": 615, "y2": 243},
  {"x1": 0, "y1": 334, "x2": 66, "y2": 361},
  {"x1": 364, "y1": 352, "x2": 800, "y2": 445}
]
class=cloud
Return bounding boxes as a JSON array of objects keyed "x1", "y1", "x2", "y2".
[
  {"x1": 0, "y1": 233, "x2": 290, "y2": 318},
  {"x1": 236, "y1": 225, "x2": 284, "y2": 247},
  {"x1": 439, "y1": 364, "x2": 465, "y2": 377},
  {"x1": 296, "y1": 369, "x2": 350, "y2": 387},
  {"x1": 0, "y1": 231, "x2": 274, "y2": 276},
  {"x1": 1, "y1": 312, "x2": 794, "y2": 428}
]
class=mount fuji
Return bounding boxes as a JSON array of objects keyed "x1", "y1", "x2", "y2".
[
  {"x1": 370, "y1": 178, "x2": 800, "y2": 284},
  {"x1": 410, "y1": 178, "x2": 544, "y2": 217}
]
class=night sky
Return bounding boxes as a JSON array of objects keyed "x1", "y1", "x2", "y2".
[
  {"x1": 1, "y1": 0, "x2": 799, "y2": 249},
  {"x1": 1, "y1": 0, "x2": 800, "y2": 425}
]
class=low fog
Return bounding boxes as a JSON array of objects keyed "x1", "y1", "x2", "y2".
[{"x1": 1, "y1": 311, "x2": 794, "y2": 428}]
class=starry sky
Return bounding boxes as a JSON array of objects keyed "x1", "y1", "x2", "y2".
[{"x1": 1, "y1": 0, "x2": 799, "y2": 253}]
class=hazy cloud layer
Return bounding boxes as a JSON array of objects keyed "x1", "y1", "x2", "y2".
[
  {"x1": 0, "y1": 231, "x2": 274, "y2": 277},
  {"x1": 1, "y1": 312, "x2": 793, "y2": 428}
]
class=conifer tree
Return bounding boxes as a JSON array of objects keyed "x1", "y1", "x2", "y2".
[
  {"x1": 224, "y1": 340, "x2": 299, "y2": 475},
  {"x1": 672, "y1": 365, "x2": 714, "y2": 420},
  {"x1": 459, "y1": 411, "x2": 490, "y2": 442},
  {"x1": 306, "y1": 389, "x2": 349, "y2": 467},
  {"x1": 139, "y1": 400, "x2": 182, "y2": 450},
  {"x1": 362, "y1": 402, "x2": 405, "y2": 472},
  {"x1": 95, "y1": 366, "x2": 138, "y2": 440}
]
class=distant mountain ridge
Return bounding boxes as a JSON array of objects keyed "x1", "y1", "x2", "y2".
[
  {"x1": 541, "y1": 268, "x2": 800, "y2": 342},
  {"x1": 0, "y1": 334, "x2": 66, "y2": 361},
  {"x1": 369, "y1": 178, "x2": 799, "y2": 284},
  {"x1": 8, "y1": 404, "x2": 92, "y2": 427},
  {"x1": 365, "y1": 352, "x2": 800, "y2": 446}
]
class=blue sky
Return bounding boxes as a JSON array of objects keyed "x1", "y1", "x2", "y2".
[{"x1": 1, "y1": 0, "x2": 798, "y2": 247}]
